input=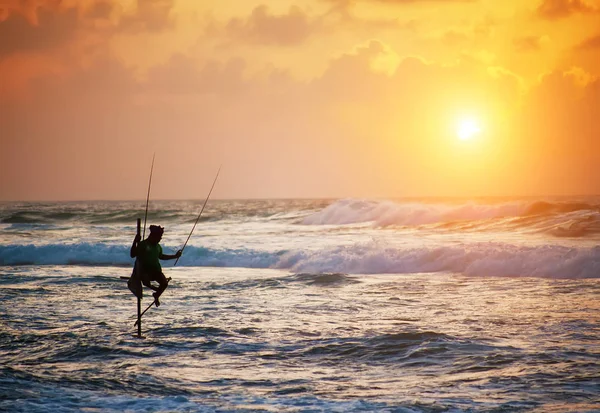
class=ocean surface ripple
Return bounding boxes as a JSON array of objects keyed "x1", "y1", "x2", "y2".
[{"x1": 1, "y1": 267, "x2": 599, "y2": 412}]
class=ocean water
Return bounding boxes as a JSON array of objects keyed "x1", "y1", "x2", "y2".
[{"x1": 1, "y1": 198, "x2": 599, "y2": 412}]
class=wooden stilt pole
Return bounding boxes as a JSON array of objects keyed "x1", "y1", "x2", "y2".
[
  {"x1": 137, "y1": 294, "x2": 142, "y2": 338},
  {"x1": 136, "y1": 218, "x2": 142, "y2": 338}
]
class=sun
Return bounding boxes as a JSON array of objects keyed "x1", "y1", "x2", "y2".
[{"x1": 456, "y1": 118, "x2": 481, "y2": 141}]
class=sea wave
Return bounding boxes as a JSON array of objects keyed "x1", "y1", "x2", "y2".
[
  {"x1": 0, "y1": 200, "x2": 325, "y2": 225},
  {"x1": 301, "y1": 198, "x2": 524, "y2": 226},
  {"x1": 0, "y1": 209, "x2": 194, "y2": 225},
  {"x1": 275, "y1": 242, "x2": 600, "y2": 279},
  {"x1": 2, "y1": 242, "x2": 599, "y2": 279},
  {"x1": 4, "y1": 199, "x2": 600, "y2": 237},
  {"x1": 301, "y1": 198, "x2": 600, "y2": 236},
  {"x1": 0, "y1": 244, "x2": 278, "y2": 268}
]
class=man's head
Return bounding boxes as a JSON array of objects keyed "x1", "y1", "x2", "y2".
[{"x1": 148, "y1": 225, "x2": 164, "y2": 243}]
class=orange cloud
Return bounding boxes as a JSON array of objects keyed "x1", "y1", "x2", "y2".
[
  {"x1": 0, "y1": 0, "x2": 181, "y2": 99},
  {"x1": 536, "y1": 0, "x2": 598, "y2": 19},
  {"x1": 225, "y1": 5, "x2": 312, "y2": 46},
  {"x1": 0, "y1": 6, "x2": 79, "y2": 57},
  {"x1": 576, "y1": 33, "x2": 600, "y2": 49},
  {"x1": 323, "y1": 0, "x2": 475, "y2": 4},
  {"x1": 85, "y1": 1, "x2": 113, "y2": 20},
  {"x1": 0, "y1": 0, "x2": 176, "y2": 57},
  {"x1": 0, "y1": 0, "x2": 62, "y2": 22},
  {"x1": 374, "y1": 0, "x2": 477, "y2": 3},
  {"x1": 216, "y1": 1, "x2": 411, "y2": 49},
  {"x1": 513, "y1": 36, "x2": 544, "y2": 52},
  {"x1": 118, "y1": 0, "x2": 175, "y2": 32}
]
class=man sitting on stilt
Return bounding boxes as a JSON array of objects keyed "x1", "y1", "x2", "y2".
[{"x1": 129, "y1": 225, "x2": 182, "y2": 306}]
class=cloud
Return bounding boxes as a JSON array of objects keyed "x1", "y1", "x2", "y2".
[
  {"x1": 513, "y1": 35, "x2": 544, "y2": 52},
  {"x1": 0, "y1": 0, "x2": 61, "y2": 21},
  {"x1": 0, "y1": 0, "x2": 175, "y2": 60},
  {"x1": 309, "y1": 40, "x2": 403, "y2": 103},
  {"x1": 564, "y1": 32, "x2": 600, "y2": 76},
  {"x1": 322, "y1": 0, "x2": 475, "y2": 4},
  {"x1": 216, "y1": 2, "x2": 411, "y2": 48},
  {"x1": 321, "y1": 1, "x2": 407, "y2": 32},
  {"x1": 0, "y1": 5, "x2": 79, "y2": 57},
  {"x1": 85, "y1": 1, "x2": 114, "y2": 20},
  {"x1": 225, "y1": 5, "x2": 313, "y2": 46},
  {"x1": 535, "y1": 0, "x2": 598, "y2": 19},
  {"x1": 576, "y1": 33, "x2": 600, "y2": 49},
  {"x1": 118, "y1": 0, "x2": 175, "y2": 32},
  {"x1": 374, "y1": 0, "x2": 476, "y2": 3}
]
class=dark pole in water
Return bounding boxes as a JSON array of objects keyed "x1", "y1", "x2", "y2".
[{"x1": 136, "y1": 218, "x2": 142, "y2": 338}]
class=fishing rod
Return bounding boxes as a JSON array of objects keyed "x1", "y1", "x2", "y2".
[
  {"x1": 134, "y1": 165, "x2": 221, "y2": 323},
  {"x1": 174, "y1": 165, "x2": 222, "y2": 266},
  {"x1": 142, "y1": 153, "x2": 155, "y2": 239},
  {"x1": 134, "y1": 165, "x2": 222, "y2": 326}
]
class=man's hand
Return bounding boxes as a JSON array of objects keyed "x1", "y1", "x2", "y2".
[
  {"x1": 130, "y1": 234, "x2": 141, "y2": 258},
  {"x1": 175, "y1": 250, "x2": 182, "y2": 258}
]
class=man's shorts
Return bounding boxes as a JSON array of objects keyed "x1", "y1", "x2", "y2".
[{"x1": 141, "y1": 269, "x2": 167, "y2": 286}]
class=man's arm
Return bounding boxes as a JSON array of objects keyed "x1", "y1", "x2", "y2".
[
  {"x1": 130, "y1": 234, "x2": 141, "y2": 258},
  {"x1": 160, "y1": 250, "x2": 182, "y2": 260}
]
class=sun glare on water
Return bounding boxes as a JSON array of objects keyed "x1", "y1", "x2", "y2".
[{"x1": 457, "y1": 118, "x2": 481, "y2": 141}]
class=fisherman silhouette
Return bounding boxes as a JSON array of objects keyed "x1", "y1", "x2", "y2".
[{"x1": 128, "y1": 225, "x2": 182, "y2": 307}]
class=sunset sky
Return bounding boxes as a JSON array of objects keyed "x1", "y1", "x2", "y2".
[{"x1": 1, "y1": 0, "x2": 599, "y2": 201}]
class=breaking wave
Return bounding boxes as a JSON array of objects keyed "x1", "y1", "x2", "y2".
[
  {"x1": 274, "y1": 242, "x2": 600, "y2": 279},
  {"x1": 2, "y1": 242, "x2": 599, "y2": 279},
  {"x1": 301, "y1": 198, "x2": 600, "y2": 236}
]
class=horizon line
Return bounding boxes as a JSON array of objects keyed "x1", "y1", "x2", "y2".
[{"x1": 2, "y1": 194, "x2": 600, "y2": 203}]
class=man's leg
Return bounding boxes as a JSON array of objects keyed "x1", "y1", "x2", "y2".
[
  {"x1": 140, "y1": 269, "x2": 160, "y2": 292},
  {"x1": 152, "y1": 271, "x2": 169, "y2": 307},
  {"x1": 141, "y1": 279, "x2": 159, "y2": 292}
]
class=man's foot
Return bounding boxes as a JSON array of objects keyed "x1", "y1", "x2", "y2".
[{"x1": 153, "y1": 292, "x2": 161, "y2": 307}]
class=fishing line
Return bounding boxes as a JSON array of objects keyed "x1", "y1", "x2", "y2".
[{"x1": 174, "y1": 165, "x2": 222, "y2": 266}]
